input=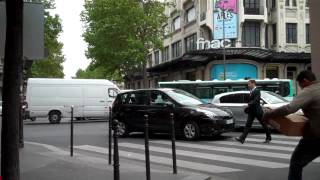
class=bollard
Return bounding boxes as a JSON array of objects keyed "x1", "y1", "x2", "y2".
[
  {"x1": 144, "y1": 114, "x2": 151, "y2": 180},
  {"x1": 113, "y1": 120, "x2": 120, "y2": 180},
  {"x1": 170, "y1": 113, "x2": 177, "y2": 174},
  {"x1": 108, "y1": 107, "x2": 112, "y2": 165},
  {"x1": 70, "y1": 106, "x2": 74, "y2": 157}
]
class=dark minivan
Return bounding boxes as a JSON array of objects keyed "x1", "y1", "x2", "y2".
[{"x1": 112, "y1": 89, "x2": 234, "y2": 140}]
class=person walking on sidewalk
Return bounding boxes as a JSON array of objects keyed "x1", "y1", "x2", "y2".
[
  {"x1": 235, "y1": 79, "x2": 272, "y2": 144},
  {"x1": 263, "y1": 70, "x2": 320, "y2": 180}
]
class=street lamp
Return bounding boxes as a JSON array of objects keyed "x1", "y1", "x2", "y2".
[{"x1": 222, "y1": 0, "x2": 227, "y2": 80}]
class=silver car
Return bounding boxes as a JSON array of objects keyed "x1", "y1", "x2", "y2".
[{"x1": 212, "y1": 91, "x2": 289, "y2": 128}]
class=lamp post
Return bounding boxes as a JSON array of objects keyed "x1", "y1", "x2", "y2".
[{"x1": 222, "y1": 0, "x2": 227, "y2": 80}]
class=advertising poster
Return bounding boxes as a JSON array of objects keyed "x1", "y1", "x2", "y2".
[{"x1": 213, "y1": 0, "x2": 238, "y2": 40}]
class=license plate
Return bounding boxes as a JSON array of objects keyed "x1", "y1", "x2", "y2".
[{"x1": 226, "y1": 119, "x2": 234, "y2": 124}]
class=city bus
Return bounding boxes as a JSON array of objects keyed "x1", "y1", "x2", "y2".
[{"x1": 158, "y1": 79, "x2": 294, "y2": 103}]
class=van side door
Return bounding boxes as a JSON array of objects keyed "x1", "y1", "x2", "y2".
[{"x1": 83, "y1": 86, "x2": 107, "y2": 118}]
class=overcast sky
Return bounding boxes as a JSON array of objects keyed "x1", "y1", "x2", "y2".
[{"x1": 51, "y1": 0, "x2": 90, "y2": 79}]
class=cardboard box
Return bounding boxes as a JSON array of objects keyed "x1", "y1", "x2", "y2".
[{"x1": 268, "y1": 114, "x2": 308, "y2": 136}]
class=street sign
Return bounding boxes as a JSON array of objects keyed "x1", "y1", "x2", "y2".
[{"x1": 0, "y1": 2, "x2": 44, "y2": 60}]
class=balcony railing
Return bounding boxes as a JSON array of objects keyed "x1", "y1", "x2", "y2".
[{"x1": 245, "y1": 8, "x2": 259, "y2": 14}]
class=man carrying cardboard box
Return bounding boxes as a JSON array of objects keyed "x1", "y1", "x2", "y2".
[{"x1": 263, "y1": 70, "x2": 320, "y2": 180}]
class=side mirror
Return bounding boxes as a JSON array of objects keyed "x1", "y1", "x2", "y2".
[{"x1": 260, "y1": 100, "x2": 265, "y2": 105}]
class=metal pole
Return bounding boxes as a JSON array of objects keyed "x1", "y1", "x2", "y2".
[
  {"x1": 144, "y1": 114, "x2": 151, "y2": 180},
  {"x1": 70, "y1": 106, "x2": 74, "y2": 157},
  {"x1": 113, "y1": 120, "x2": 120, "y2": 180},
  {"x1": 222, "y1": 2, "x2": 227, "y2": 80},
  {"x1": 108, "y1": 107, "x2": 112, "y2": 165},
  {"x1": 170, "y1": 113, "x2": 177, "y2": 174}
]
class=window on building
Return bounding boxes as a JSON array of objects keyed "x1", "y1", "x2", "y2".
[
  {"x1": 185, "y1": 33, "x2": 197, "y2": 52},
  {"x1": 285, "y1": 0, "x2": 290, "y2": 6},
  {"x1": 272, "y1": 0, "x2": 276, "y2": 8},
  {"x1": 173, "y1": 16, "x2": 181, "y2": 31},
  {"x1": 147, "y1": 54, "x2": 152, "y2": 67},
  {"x1": 244, "y1": 0, "x2": 260, "y2": 14},
  {"x1": 266, "y1": 65, "x2": 279, "y2": 79},
  {"x1": 172, "y1": 40, "x2": 182, "y2": 58},
  {"x1": 186, "y1": 6, "x2": 196, "y2": 22},
  {"x1": 306, "y1": 0, "x2": 309, "y2": 7},
  {"x1": 186, "y1": 71, "x2": 196, "y2": 81},
  {"x1": 292, "y1": 0, "x2": 297, "y2": 6},
  {"x1": 162, "y1": 46, "x2": 170, "y2": 62},
  {"x1": 242, "y1": 22, "x2": 260, "y2": 47},
  {"x1": 306, "y1": 24, "x2": 310, "y2": 44},
  {"x1": 265, "y1": 24, "x2": 269, "y2": 48},
  {"x1": 286, "y1": 23, "x2": 297, "y2": 43},
  {"x1": 287, "y1": 66, "x2": 297, "y2": 80},
  {"x1": 272, "y1": 23, "x2": 277, "y2": 45},
  {"x1": 154, "y1": 51, "x2": 160, "y2": 65},
  {"x1": 163, "y1": 24, "x2": 169, "y2": 36}
]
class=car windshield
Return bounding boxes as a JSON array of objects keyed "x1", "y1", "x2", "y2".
[
  {"x1": 165, "y1": 89, "x2": 204, "y2": 106},
  {"x1": 261, "y1": 91, "x2": 289, "y2": 104}
]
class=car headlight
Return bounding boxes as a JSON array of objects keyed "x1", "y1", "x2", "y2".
[{"x1": 196, "y1": 109, "x2": 216, "y2": 119}]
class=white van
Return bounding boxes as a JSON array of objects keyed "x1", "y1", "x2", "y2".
[{"x1": 26, "y1": 78, "x2": 120, "y2": 124}]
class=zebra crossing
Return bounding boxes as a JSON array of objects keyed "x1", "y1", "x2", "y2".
[{"x1": 74, "y1": 133, "x2": 320, "y2": 175}]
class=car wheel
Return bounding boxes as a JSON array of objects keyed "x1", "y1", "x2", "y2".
[
  {"x1": 117, "y1": 121, "x2": 129, "y2": 137},
  {"x1": 49, "y1": 111, "x2": 61, "y2": 124},
  {"x1": 182, "y1": 121, "x2": 200, "y2": 141}
]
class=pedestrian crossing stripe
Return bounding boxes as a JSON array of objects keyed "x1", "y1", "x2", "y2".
[
  {"x1": 118, "y1": 143, "x2": 289, "y2": 168},
  {"x1": 74, "y1": 145, "x2": 243, "y2": 173},
  {"x1": 225, "y1": 132, "x2": 301, "y2": 141},
  {"x1": 211, "y1": 140, "x2": 294, "y2": 151},
  {"x1": 250, "y1": 134, "x2": 301, "y2": 140},
  {"x1": 151, "y1": 140, "x2": 291, "y2": 159},
  {"x1": 151, "y1": 141, "x2": 320, "y2": 163},
  {"x1": 244, "y1": 138, "x2": 298, "y2": 146}
]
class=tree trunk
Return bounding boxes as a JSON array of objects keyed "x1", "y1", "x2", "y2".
[{"x1": 1, "y1": 0, "x2": 23, "y2": 179}]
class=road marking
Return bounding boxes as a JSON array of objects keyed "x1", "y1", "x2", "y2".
[
  {"x1": 211, "y1": 141, "x2": 294, "y2": 151},
  {"x1": 151, "y1": 140, "x2": 291, "y2": 159},
  {"x1": 250, "y1": 134, "x2": 301, "y2": 140},
  {"x1": 118, "y1": 143, "x2": 289, "y2": 168},
  {"x1": 245, "y1": 138, "x2": 298, "y2": 146},
  {"x1": 74, "y1": 145, "x2": 242, "y2": 173}
]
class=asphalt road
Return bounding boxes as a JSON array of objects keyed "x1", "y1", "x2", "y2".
[{"x1": 23, "y1": 120, "x2": 320, "y2": 180}]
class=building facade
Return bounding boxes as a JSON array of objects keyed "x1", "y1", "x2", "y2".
[{"x1": 125, "y1": 0, "x2": 312, "y2": 89}]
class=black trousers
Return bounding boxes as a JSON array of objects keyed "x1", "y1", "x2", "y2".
[
  {"x1": 240, "y1": 112, "x2": 271, "y2": 140},
  {"x1": 288, "y1": 138, "x2": 320, "y2": 180}
]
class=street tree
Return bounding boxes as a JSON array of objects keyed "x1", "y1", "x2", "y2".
[
  {"x1": 1, "y1": 0, "x2": 23, "y2": 179},
  {"x1": 81, "y1": 0, "x2": 169, "y2": 81},
  {"x1": 28, "y1": 0, "x2": 64, "y2": 78}
]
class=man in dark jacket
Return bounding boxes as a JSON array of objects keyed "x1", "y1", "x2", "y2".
[
  {"x1": 235, "y1": 80, "x2": 272, "y2": 144},
  {"x1": 263, "y1": 71, "x2": 320, "y2": 180}
]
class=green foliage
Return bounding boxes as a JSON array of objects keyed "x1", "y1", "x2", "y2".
[
  {"x1": 81, "y1": 0, "x2": 169, "y2": 79},
  {"x1": 29, "y1": 0, "x2": 65, "y2": 78}
]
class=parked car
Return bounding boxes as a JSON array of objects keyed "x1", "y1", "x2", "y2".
[
  {"x1": 112, "y1": 88, "x2": 234, "y2": 140},
  {"x1": 212, "y1": 91, "x2": 289, "y2": 128}
]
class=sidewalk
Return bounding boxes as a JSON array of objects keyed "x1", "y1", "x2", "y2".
[{"x1": 18, "y1": 142, "x2": 221, "y2": 180}]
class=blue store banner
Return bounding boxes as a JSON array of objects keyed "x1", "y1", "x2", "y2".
[
  {"x1": 211, "y1": 64, "x2": 258, "y2": 80},
  {"x1": 213, "y1": 0, "x2": 238, "y2": 40}
]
